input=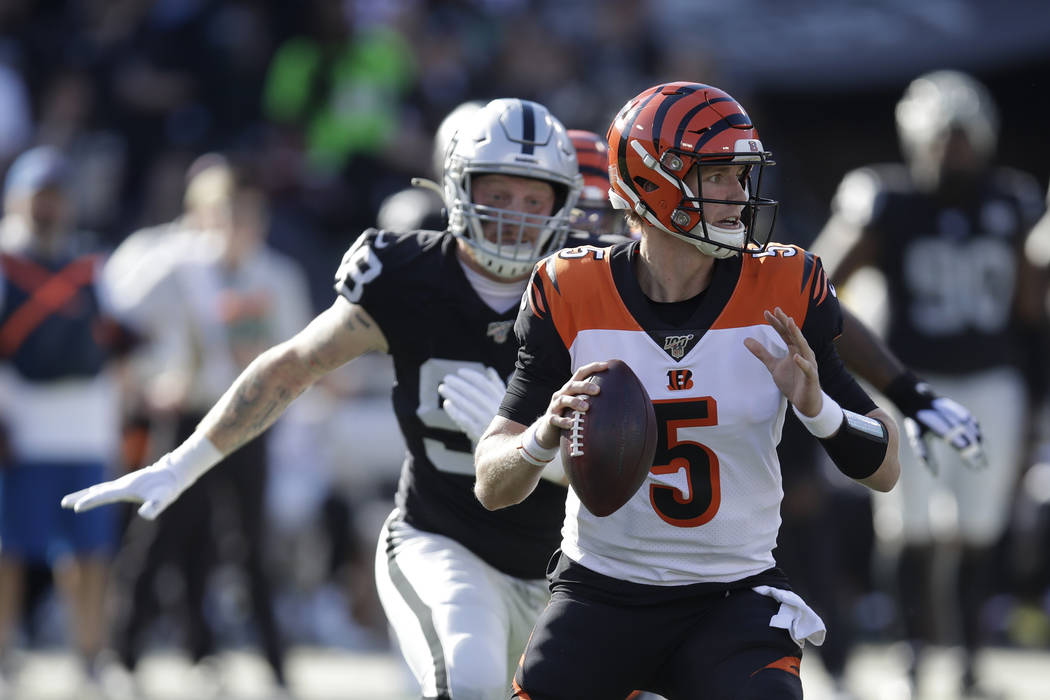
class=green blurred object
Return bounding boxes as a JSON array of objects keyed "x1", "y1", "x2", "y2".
[
  {"x1": 1006, "y1": 602, "x2": 1050, "y2": 647},
  {"x1": 263, "y1": 26, "x2": 416, "y2": 172}
]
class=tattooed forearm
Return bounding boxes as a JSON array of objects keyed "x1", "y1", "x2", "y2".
[
  {"x1": 344, "y1": 306, "x2": 373, "y2": 331},
  {"x1": 193, "y1": 299, "x2": 382, "y2": 454},
  {"x1": 197, "y1": 346, "x2": 313, "y2": 453}
]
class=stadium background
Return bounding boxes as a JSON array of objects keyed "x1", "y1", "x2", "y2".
[{"x1": 1, "y1": 1, "x2": 1050, "y2": 698}]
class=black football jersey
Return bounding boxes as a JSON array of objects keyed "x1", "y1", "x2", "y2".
[
  {"x1": 333, "y1": 228, "x2": 615, "y2": 579},
  {"x1": 839, "y1": 164, "x2": 1044, "y2": 373}
]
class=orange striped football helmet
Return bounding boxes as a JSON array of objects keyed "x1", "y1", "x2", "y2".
[
  {"x1": 567, "y1": 129, "x2": 628, "y2": 236},
  {"x1": 606, "y1": 82, "x2": 777, "y2": 257}
]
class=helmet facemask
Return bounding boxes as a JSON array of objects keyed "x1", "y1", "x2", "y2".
[
  {"x1": 669, "y1": 152, "x2": 778, "y2": 258},
  {"x1": 606, "y1": 82, "x2": 779, "y2": 258},
  {"x1": 611, "y1": 138, "x2": 778, "y2": 258},
  {"x1": 443, "y1": 98, "x2": 582, "y2": 279},
  {"x1": 450, "y1": 172, "x2": 572, "y2": 278}
]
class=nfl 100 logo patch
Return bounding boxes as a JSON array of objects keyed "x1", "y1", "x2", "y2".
[
  {"x1": 663, "y1": 333, "x2": 695, "y2": 360},
  {"x1": 486, "y1": 320, "x2": 515, "y2": 344}
]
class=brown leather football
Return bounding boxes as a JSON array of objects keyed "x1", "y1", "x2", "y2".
[{"x1": 560, "y1": 359, "x2": 657, "y2": 517}]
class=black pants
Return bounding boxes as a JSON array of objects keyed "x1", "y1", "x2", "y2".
[
  {"x1": 111, "y1": 414, "x2": 286, "y2": 684},
  {"x1": 513, "y1": 555, "x2": 804, "y2": 700}
]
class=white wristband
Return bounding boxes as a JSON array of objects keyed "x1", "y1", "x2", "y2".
[
  {"x1": 518, "y1": 423, "x2": 559, "y2": 467},
  {"x1": 539, "y1": 452, "x2": 566, "y2": 484},
  {"x1": 792, "y1": 391, "x2": 844, "y2": 439},
  {"x1": 166, "y1": 433, "x2": 224, "y2": 487}
]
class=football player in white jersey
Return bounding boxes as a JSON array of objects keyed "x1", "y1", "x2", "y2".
[
  {"x1": 812, "y1": 69, "x2": 1046, "y2": 696},
  {"x1": 566, "y1": 128, "x2": 987, "y2": 473},
  {"x1": 474, "y1": 81, "x2": 901, "y2": 699},
  {"x1": 61, "y1": 98, "x2": 588, "y2": 700}
]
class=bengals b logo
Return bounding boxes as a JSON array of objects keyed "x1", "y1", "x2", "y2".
[{"x1": 667, "y1": 369, "x2": 694, "y2": 391}]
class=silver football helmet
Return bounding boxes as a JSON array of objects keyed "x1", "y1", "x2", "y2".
[
  {"x1": 443, "y1": 98, "x2": 582, "y2": 279},
  {"x1": 430, "y1": 100, "x2": 486, "y2": 180},
  {"x1": 895, "y1": 70, "x2": 998, "y2": 165}
]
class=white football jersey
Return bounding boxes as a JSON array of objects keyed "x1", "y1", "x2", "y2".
[{"x1": 508, "y1": 241, "x2": 861, "y2": 586}]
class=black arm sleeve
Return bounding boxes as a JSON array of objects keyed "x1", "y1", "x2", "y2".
[
  {"x1": 800, "y1": 253, "x2": 877, "y2": 415},
  {"x1": 499, "y1": 265, "x2": 571, "y2": 426}
]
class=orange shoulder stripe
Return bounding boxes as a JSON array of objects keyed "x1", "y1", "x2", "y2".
[
  {"x1": 711, "y1": 246, "x2": 812, "y2": 329},
  {"x1": 538, "y1": 248, "x2": 641, "y2": 350}
]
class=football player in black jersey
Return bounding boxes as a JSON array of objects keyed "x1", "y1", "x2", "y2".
[
  {"x1": 61, "y1": 97, "x2": 596, "y2": 700},
  {"x1": 812, "y1": 70, "x2": 1047, "y2": 697}
]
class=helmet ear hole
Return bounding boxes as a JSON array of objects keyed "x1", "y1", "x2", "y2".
[
  {"x1": 633, "y1": 176, "x2": 659, "y2": 193},
  {"x1": 605, "y1": 81, "x2": 778, "y2": 255}
]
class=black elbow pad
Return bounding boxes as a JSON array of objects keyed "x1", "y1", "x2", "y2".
[{"x1": 819, "y1": 410, "x2": 889, "y2": 480}]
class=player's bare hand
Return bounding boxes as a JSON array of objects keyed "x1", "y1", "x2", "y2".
[
  {"x1": 537, "y1": 361, "x2": 608, "y2": 445},
  {"x1": 744, "y1": 307, "x2": 822, "y2": 416}
]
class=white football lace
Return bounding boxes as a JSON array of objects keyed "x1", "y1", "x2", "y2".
[{"x1": 568, "y1": 411, "x2": 586, "y2": 457}]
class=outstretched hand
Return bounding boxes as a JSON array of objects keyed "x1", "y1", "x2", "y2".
[
  {"x1": 744, "y1": 307, "x2": 822, "y2": 417},
  {"x1": 62, "y1": 434, "x2": 223, "y2": 520},
  {"x1": 61, "y1": 459, "x2": 182, "y2": 520}
]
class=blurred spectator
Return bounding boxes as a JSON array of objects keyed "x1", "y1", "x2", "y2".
[
  {"x1": 0, "y1": 145, "x2": 134, "y2": 689},
  {"x1": 35, "y1": 67, "x2": 127, "y2": 241},
  {"x1": 262, "y1": 0, "x2": 415, "y2": 173},
  {"x1": 0, "y1": 46, "x2": 32, "y2": 172},
  {"x1": 1007, "y1": 183, "x2": 1050, "y2": 643},
  {"x1": 103, "y1": 155, "x2": 313, "y2": 692},
  {"x1": 261, "y1": 0, "x2": 425, "y2": 237},
  {"x1": 812, "y1": 69, "x2": 1047, "y2": 697},
  {"x1": 374, "y1": 99, "x2": 485, "y2": 234}
]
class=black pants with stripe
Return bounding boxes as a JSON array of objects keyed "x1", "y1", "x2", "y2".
[{"x1": 513, "y1": 555, "x2": 804, "y2": 700}]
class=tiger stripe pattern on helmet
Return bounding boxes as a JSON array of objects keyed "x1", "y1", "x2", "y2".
[
  {"x1": 567, "y1": 129, "x2": 629, "y2": 236},
  {"x1": 606, "y1": 82, "x2": 778, "y2": 257}
]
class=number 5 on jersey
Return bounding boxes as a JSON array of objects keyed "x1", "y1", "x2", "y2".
[{"x1": 650, "y1": 398, "x2": 720, "y2": 528}]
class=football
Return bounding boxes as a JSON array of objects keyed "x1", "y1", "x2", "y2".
[{"x1": 560, "y1": 359, "x2": 658, "y2": 517}]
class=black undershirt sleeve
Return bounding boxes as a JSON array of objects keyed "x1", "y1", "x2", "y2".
[
  {"x1": 799, "y1": 253, "x2": 886, "y2": 478},
  {"x1": 813, "y1": 340, "x2": 877, "y2": 416},
  {"x1": 499, "y1": 266, "x2": 572, "y2": 426},
  {"x1": 800, "y1": 253, "x2": 877, "y2": 415}
]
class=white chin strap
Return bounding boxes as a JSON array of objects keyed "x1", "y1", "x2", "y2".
[
  {"x1": 667, "y1": 222, "x2": 746, "y2": 259},
  {"x1": 469, "y1": 239, "x2": 545, "y2": 278}
]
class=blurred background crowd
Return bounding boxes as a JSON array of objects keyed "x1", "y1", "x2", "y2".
[{"x1": 1, "y1": 0, "x2": 1050, "y2": 698}]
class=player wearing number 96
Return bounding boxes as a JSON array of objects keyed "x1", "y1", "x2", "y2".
[
  {"x1": 474, "y1": 81, "x2": 901, "y2": 700},
  {"x1": 811, "y1": 69, "x2": 1046, "y2": 694},
  {"x1": 60, "y1": 98, "x2": 625, "y2": 700}
]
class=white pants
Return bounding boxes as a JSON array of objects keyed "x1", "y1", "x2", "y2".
[
  {"x1": 374, "y1": 510, "x2": 550, "y2": 700},
  {"x1": 873, "y1": 366, "x2": 1027, "y2": 547}
]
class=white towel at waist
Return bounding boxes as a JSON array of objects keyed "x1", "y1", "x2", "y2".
[{"x1": 752, "y1": 585, "x2": 826, "y2": 647}]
